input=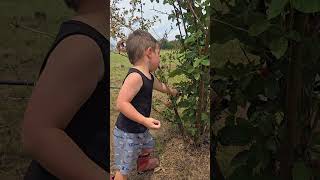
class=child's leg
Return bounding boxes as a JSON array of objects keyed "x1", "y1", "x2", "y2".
[
  {"x1": 114, "y1": 171, "x2": 127, "y2": 180},
  {"x1": 137, "y1": 131, "x2": 159, "y2": 172},
  {"x1": 141, "y1": 130, "x2": 156, "y2": 154},
  {"x1": 140, "y1": 148, "x2": 153, "y2": 156},
  {"x1": 113, "y1": 127, "x2": 143, "y2": 177}
]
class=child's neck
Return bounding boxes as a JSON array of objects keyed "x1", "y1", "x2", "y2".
[{"x1": 133, "y1": 61, "x2": 151, "y2": 76}]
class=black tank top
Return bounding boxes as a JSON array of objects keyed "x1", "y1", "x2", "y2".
[
  {"x1": 24, "y1": 20, "x2": 109, "y2": 180},
  {"x1": 115, "y1": 68, "x2": 154, "y2": 133}
]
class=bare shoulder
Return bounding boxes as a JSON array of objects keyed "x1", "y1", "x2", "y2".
[
  {"x1": 24, "y1": 35, "x2": 106, "y2": 129},
  {"x1": 117, "y1": 72, "x2": 143, "y2": 102},
  {"x1": 123, "y1": 72, "x2": 143, "y2": 85},
  {"x1": 45, "y1": 34, "x2": 104, "y2": 81}
]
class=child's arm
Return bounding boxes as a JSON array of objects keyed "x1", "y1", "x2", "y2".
[
  {"x1": 116, "y1": 73, "x2": 161, "y2": 129},
  {"x1": 22, "y1": 35, "x2": 107, "y2": 180},
  {"x1": 153, "y1": 76, "x2": 178, "y2": 96}
]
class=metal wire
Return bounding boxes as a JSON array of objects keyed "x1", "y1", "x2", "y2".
[{"x1": 0, "y1": 80, "x2": 35, "y2": 86}]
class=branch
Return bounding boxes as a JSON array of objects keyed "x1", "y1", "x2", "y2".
[
  {"x1": 212, "y1": 18, "x2": 249, "y2": 33},
  {"x1": 186, "y1": 0, "x2": 207, "y2": 36},
  {"x1": 172, "y1": 105, "x2": 184, "y2": 136},
  {"x1": 155, "y1": 67, "x2": 184, "y2": 136},
  {"x1": 239, "y1": 45, "x2": 252, "y2": 64},
  {"x1": 187, "y1": 0, "x2": 200, "y2": 22},
  {"x1": 151, "y1": 105, "x2": 175, "y2": 123},
  {"x1": 203, "y1": 26, "x2": 209, "y2": 54},
  {"x1": 162, "y1": 26, "x2": 174, "y2": 40},
  {"x1": 311, "y1": 107, "x2": 320, "y2": 132},
  {"x1": 150, "y1": 7, "x2": 171, "y2": 15},
  {"x1": 177, "y1": 0, "x2": 188, "y2": 38},
  {"x1": 112, "y1": 15, "x2": 135, "y2": 32},
  {"x1": 140, "y1": 2, "x2": 144, "y2": 30},
  {"x1": 10, "y1": 22, "x2": 55, "y2": 39},
  {"x1": 151, "y1": 5, "x2": 184, "y2": 38},
  {"x1": 172, "y1": 4, "x2": 184, "y2": 40},
  {"x1": 195, "y1": 70, "x2": 205, "y2": 143},
  {"x1": 151, "y1": 27, "x2": 161, "y2": 39}
]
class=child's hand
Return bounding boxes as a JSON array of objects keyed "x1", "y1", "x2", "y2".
[
  {"x1": 164, "y1": 99, "x2": 172, "y2": 108},
  {"x1": 170, "y1": 88, "x2": 181, "y2": 97},
  {"x1": 143, "y1": 117, "x2": 161, "y2": 129}
]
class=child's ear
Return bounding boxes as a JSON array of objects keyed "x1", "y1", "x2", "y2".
[{"x1": 146, "y1": 47, "x2": 153, "y2": 56}]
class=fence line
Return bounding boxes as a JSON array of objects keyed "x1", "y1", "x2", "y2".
[{"x1": 0, "y1": 80, "x2": 35, "y2": 86}]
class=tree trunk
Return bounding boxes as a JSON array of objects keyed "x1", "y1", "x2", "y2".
[{"x1": 280, "y1": 11, "x2": 305, "y2": 180}]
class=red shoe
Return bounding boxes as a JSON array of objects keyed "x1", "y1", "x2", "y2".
[{"x1": 137, "y1": 156, "x2": 159, "y2": 173}]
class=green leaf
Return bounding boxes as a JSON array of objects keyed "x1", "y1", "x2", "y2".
[
  {"x1": 312, "y1": 132, "x2": 320, "y2": 145},
  {"x1": 225, "y1": 116, "x2": 235, "y2": 126},
  {"x1": 194, "y1": 73, "x2": 200, "y2": 80},
  {"x1": 259, "y1": 114, "x2": 274, "y2": 136},
  {"x1": 293, "y1": 162, "x2": 312, "y2": 180},
  {"x1": 247, "y1": 142, "x2": 271, "y2": 175},
  {"x1": 275, "y1": 112, "x2": 284, "y2": 125},
  {"x1": 291, "y1": 0, "x2": 320, "y2": 13},
  {"x1": 244, "y1": 75, "x2": 265, "y2": 97},
  {"x1": 269, "y1": 37, "x2": 288, "y2": 59},
  {"x1": 200, "y1": 58, "x2": 210, "y2": 66},
  {"x1": 217, "y1": 123, "x2": 253, "y2": 146},
  {"x1": 194, "y1": 58, "x2": 202, "y2": 67},
  {"x1": 185, "y1": 35, "x2": 196, "y2": 45},
  {"x1": 265, "y1": 138, "x2": 277, "y2": 152},
  {"x1": 234, "y1": 89, "x2": 246, "y2": 106},
  {"x1": 247, "y1": 143, "x2": 262, "y2": 168},
  {"x1": 244, "y1": 12, "x2": 265, "y2": 26},
  {"x1": 187, "y1": 67, "x2": 194, "y2": 73},
  {"x1": 168, "y1": 14, "x2": 175, "y2": 21},
  {"x1": 229, "y1": 102, "x2": 237, "y2": 114},
  {"x1": 248, "y1": 19, "x2": 271, "y2": 36},
  {"x1": 240, "y1": 75, "x2": 253, "y2": 91},
  {"x1": 231, "y1": 150, "x2": 249, "y2": 167},
  {"x1": 211, "y1": 15, "x2": 243, "y2": 44},
  {"x1": 264, "y1": 78, "x2": 280, "y2": 100},
  {"x1": 267, "y1": 0, "x2": 289, "y2": 19},
  {"x1": 249, "y1": 111, "x2": 274, "y2": 136},
  {"x1": 189, "y1": 127, "x2": 197, "y2": 137},
  {"x1": 168, "y1": 68, "x2": 183, "y2": 77},
  {"x1": 201, "y1": 113, "x2": 209, "y2": 122},
  {"x1": 228, "y1": 165, "x2": 253, "y2": 180},
  {"x1": 301, "y1": 38, "x2": 320, "y2": 65},
  {"x1": 286, "y1": 30, "x2": 302, "y2": 42}
]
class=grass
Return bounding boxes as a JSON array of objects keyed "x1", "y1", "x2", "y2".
[{"x1": 110, "y1": 52, "x2": 131, "y2": 88}]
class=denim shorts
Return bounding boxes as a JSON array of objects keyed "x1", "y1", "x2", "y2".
[{"x1": 113, "y1": 126, "x2": 155, "y2": 175}]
